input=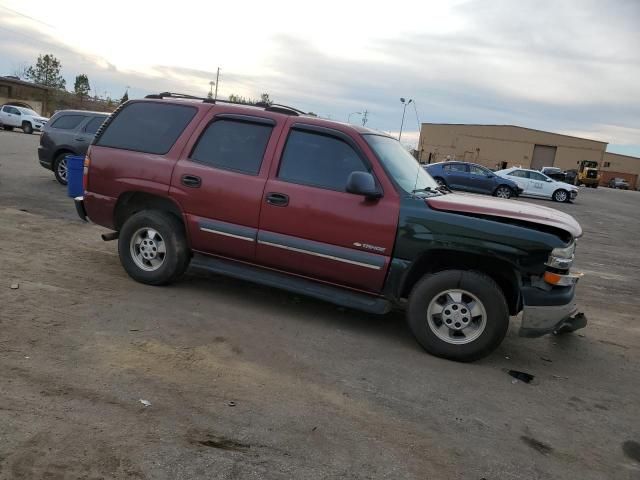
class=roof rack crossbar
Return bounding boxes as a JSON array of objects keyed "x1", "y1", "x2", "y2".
[{"x1": 143, "y1": 92, "x2": 304, "y2": 116}]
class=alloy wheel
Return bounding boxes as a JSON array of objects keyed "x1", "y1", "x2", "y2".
[
  {"x1": 129, "y1": 228, "x2": 167, "y2": 271},
  {"x1": 426, "y1": 289, "x2": 487, "y2": 345}
]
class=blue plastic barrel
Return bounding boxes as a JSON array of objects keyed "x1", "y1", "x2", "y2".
[{"x1": 66, "y1": 155, "x2": 85, "y2": 198}]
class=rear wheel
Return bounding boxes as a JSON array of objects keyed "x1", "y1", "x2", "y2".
[
  {"x1": 407, "y1": 270, "x2": 509, "y2": 361},
  {"x1": 118, "y1": 210, "x2": 191, "y2": 285},
  {"x1": 494, "y1": 185, "x2": 513, "y2": 199},
  {"x1": 22, "y1": 122, "x2": 33, "y2": 134},
  {"x1": 53, "y1": 154, "x2": 69, "y2": 185},
  {"x1": 552, "y1": 189, "x2": 569, "y2": 202}
]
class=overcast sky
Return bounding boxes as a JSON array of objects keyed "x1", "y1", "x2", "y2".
[{"x1": 1, "y1": 0, "x2": 638, "y2": 155}]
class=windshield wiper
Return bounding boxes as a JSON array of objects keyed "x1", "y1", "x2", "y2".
[{"x1": 411, "y1": 187, "x2": 441, "y2": 195}]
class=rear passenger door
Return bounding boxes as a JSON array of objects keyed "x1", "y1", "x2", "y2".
[
  {"x1": 255, "y1": 123, "x2": 399, "y2": 293},
  {"x1": 170, "y1": 113, "x2": 283, "y2": 262},
  {"x1": 74, "y1": 116, "x2": 107, "y2": 152},
  {"x1": 49, "y1": 113, "x2": 89, "y2": 153},
  {"x1": 443, "y1": 163, "x2": 469, "y2": 190}
]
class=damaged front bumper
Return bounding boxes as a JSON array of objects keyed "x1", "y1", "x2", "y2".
[{"x1": 519, "y1": 282, "x2": 587, "y2": 337}]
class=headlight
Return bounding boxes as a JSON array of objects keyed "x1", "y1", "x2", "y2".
[{"x1": 546, "y1": 242, "x2": 576, "y2": 269}]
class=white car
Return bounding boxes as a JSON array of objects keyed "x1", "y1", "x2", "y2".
[
  {"x1": 0, "y1": 105, "x2": 49, "y2": 134},
  {"x1": 495, "y1": 167, "x2": 578, "y2": 202}
]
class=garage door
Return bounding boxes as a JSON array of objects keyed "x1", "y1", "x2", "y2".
[{"x1": 531, "y1": 145, "x2": 557, "y2": 170}]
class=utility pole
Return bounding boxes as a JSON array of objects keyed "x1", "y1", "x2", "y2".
[
  {"x1": 214, "y1": 67, "x2": 220, "y2": 101},
  {"x1": 361, "y1": 109, "x2": 369, "y2": 127}
]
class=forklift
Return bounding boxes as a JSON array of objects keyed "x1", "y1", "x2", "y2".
[{"x1": 575, "y1": 160, "x2": 600, "y2": 188}]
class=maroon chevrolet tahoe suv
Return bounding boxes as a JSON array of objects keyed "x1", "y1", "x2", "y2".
[{"x1": 75, "y1": 93, "x2": 586, "y2": 361}]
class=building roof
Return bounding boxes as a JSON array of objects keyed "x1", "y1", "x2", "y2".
[
  {"x1": 0, "y1": 76, "x2": 55, "y2": 91},
  {"x1": 604, "y1": 151, "x2": 640, "y2": 161},
  {"x1": 421, "y1": 122, "x2": 608, "y2": 145}
]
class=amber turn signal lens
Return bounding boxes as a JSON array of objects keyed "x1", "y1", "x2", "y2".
[{"x1": 543, "y1": 271, "x2": 562, "y2": 285}]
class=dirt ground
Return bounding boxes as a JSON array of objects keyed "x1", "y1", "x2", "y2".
[{"x1": 1, "y1": 130, "x2": 639, "y2": 479}]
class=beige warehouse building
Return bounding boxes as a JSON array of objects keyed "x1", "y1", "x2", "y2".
[{"x1": 417, "y1": 123, "x2": 640, "y2": 188}]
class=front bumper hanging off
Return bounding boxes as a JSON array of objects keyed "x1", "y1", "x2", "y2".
[{"x1": 519, "y1": 282, "x2": 587, "y2": 337}]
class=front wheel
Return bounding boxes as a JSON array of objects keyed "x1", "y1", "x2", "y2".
[
  {"x1": 118, "y1": 210, "x2": 191, "y2": 285},
  {"x1": 552, "y1": 189, "x2": 569, "y2": 202},
  {"x1": 494, "y1": 185, "x2": 513, "y2": 199},
  {"x1": 22, "y1": 122, "x2": 33, "y2": 134},
  {"x1": 407, "y1": 270, "x2": 509, "y2": 361}
]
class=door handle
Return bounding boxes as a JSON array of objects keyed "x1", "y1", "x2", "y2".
[
  {"x1": 266, "y1": 192, "x2": 289, "y2": 206},
  {"x1": 181, "y1": 174, "x2": 202, "y2": 188},
  {"x1": 74, "y1": 138, "x2": 86, "y2": 141}
]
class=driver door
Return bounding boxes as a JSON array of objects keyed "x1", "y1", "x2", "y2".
[
  {"x1": 1, "y1": 106, "x2": 21, "y2": 127},
  {"x1": 256, "y1": 123, "x2": 399, "y2": 293},
  {"x1": 527, "y1": 171, "x2": 548, "y2": 197}
]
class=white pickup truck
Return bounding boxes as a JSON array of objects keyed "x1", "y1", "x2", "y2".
[{"x1": 0, "y1": 104, "x2": 49, "y2": 134}]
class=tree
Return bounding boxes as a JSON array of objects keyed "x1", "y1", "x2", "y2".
[
  {"x1": 25, "y1": 54, "x2": 66, "y2": 89},
  {"x1": 120, "y1": 90, "x2": 129, "y2": 104},
  {"x1": 228, "y1": 93, "x2": 249, "y2": 104},
  {"x1": 259, "y1": 93, "x2": 272, "y2": 106},
  {"x1": 74, "y1": 74, "x2": 90, "y2": 100}
]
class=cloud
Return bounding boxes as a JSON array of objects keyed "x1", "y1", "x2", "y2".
[{"x1": 0, "y1": 0, "x2": 638, "y2": 155}]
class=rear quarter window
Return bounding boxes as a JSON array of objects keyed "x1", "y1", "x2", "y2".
[
  {"x1": 96, "y1": 102, "x2": 196, "y2": 154},
  {"x1": 50, "y1": 115, "x2": 86, "y2": 130}
]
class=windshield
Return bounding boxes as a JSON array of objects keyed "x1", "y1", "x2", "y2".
[
  {"x1": 18, "y1": 107, "x2": 39, "y2": 116},
  {"x1": 364, "y1": 134, "x2": 440, "y2": 194}
]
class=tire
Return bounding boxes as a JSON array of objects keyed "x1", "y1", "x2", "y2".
[
  {"x1": 3, "y1": 125, "x2": 13, "y2": 131},
  {"x1": 118, "y1": 210, "x2": 191, "y2": 285},
  {"x1": 53, "y1": 154, "x2": 70, "y2": 185},
  {"x1": 552, "y1": 189, "x2": 569, "y2": 202},
  {"x1": 22, "y1": 122, "x2": 33, "y2": 134},
  {"x1": 494, "y1": 185, "x2": 513, "y2": 199},
  {"x1": 407, "y1": 270, "x2": 509, "y2": 362}
]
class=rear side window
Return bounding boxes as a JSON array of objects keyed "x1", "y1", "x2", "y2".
[
  {"x1": 51, "y1": 115, "x2": 86, "y2": 130},
  {"x1": 278, "y1": 130, "x2": 368, "y2": 191},
  {"x1": 509, "y1": 170, "x2": 529, "y2": 178},
  {"x1": 190, "y1": 119, "x2": 272, "y2": 175},
  {"x1": 84, "y1": 116, "x2": 106, "y2": 135},
  {"x1": 97, "y1": 102, "x2": 196, "y2": 154}
]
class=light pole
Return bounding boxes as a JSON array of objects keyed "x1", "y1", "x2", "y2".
[
  {"x1": 209, "y1": 81, "x2": 215, "y2": 99},
  {"x1": 347, "y1": 111, "x2": 362, "y2": 123},
  {"x1": 399, "y1": 97, "x2": 413, "y2": 141}
]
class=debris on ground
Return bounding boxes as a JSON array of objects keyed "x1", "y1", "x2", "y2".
[
  {"x1": 227, "y1": 401, "x2": 236, "y2": 407},
  {"x1": 552, "y1": 375, "x2": 569, "y2": 380},
  {"x1": 540, "y1": 357, "x2": 553, "y2": 363},
  {"x1": 10, "y1": 283, "x2": 19, "y2": 289},
  {"x1": 139, "y1": 399, "x2": 152, "y2": 407},
  {"x1": 508, "y1": 370, "x2": 535, "y2": 383}
]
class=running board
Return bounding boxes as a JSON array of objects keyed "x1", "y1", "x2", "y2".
[{"x1": 190, "y1": 254, "x2": 391, "y2": 315}]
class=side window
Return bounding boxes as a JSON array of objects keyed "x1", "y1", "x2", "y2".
[
  {"x1": 190, "y1": 119, "x2": 273, "y2": 175},
  {"x1": 83, "y1": 116, "x2": 107, "y2": 135},
  {"x1": 529, "y1": 172, "x2": 547, "y2": 181},
  {"x1": 51, "y1": 115, "x2": 86, "y2": 130},
  {"x1": 97, "y1": 102, "x2": 196, "y2": 154},
  {"x1": 470, "y1": 165, "x2": 489, "y2": 175},
  {"x1": 9, "y1": 106, "x2": 21, "y2": 115},
  {"x1": 444, "y1": 163, "x2": 467, "y2": 172},
  {"x1": 278, "y1": 129, "x2": 369, "y2": 191},
  {"x1": 508, "y1": 170, "x2": 529, "y2": 178}
]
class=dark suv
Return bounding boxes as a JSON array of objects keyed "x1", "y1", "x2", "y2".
[
  {"x1": 38, "y1": 110, "x2": 109, "y2": 184},
  {"x1": 74, "y1": 93, "x2": 586, "y2": 361}
]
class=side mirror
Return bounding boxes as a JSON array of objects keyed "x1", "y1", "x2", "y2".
[
  {"x1": 546, "y1": 178, "x2": 553, "y2": 182},
  {"x1": 346, "y1": 171, "x2": 382, "y2": 199},
  {"x1": 486, "y1": 173, "x2": 494, "y2": 178}
]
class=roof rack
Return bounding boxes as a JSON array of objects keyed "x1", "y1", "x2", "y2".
[{"x1": 144, "y1": 92, "x2": 304, "y2": 116}]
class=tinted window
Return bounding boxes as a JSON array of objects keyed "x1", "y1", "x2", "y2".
[
  {"x1": 508, "y1": 170, "x2": 530, "y2": 178},
  {"x1": 6, "y1": 106, "x2": 21, "y2": 115},
  {"x1": 97, "y1": 102, "x2": 196, "y2": 154},
  {"x1": 278, "y1": 130, "x2": 369, "y2": 191},
  {"x1": 470, "y1": 165, "x2": 490, "y2": 175},
  {"x1": 529, "y1": 171, "x2": 547, "y2": 181},
  {"x1": 444, "y1": 163, "x2": 467, "y2": 172},
  {"x1": 191, "y1": 119, "x2": 272, "y2": 175},
  {"x1": 84, "y1": 116, "x2": 107, "y2": 135},
  {"x1": 51, "y1": 114, "x2": 86, "y2": 130}
]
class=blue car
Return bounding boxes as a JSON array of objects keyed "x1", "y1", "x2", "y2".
[{"x1": 425, "y1": 161, "x2": 522, "y2": 199}]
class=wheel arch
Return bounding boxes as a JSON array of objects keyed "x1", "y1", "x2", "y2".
[
  {"x1": 114, "y1": 191, "x2": 186, "y2": 232},
  {"x1": 399, "y1": 249, "x2": 521, "y2": 315},
  {"x1": 52, "y1": 148, "x2": 76, "y2": 169}
]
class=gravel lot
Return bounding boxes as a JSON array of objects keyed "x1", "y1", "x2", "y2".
[{"x1": 1, "y1": 130, "x2": 639, "y2": 479}]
